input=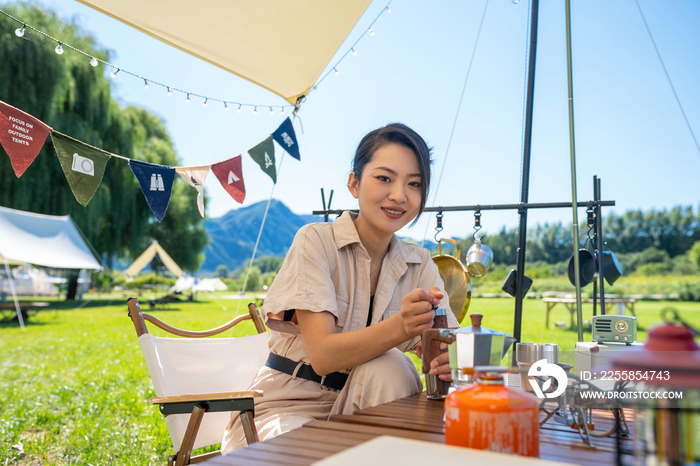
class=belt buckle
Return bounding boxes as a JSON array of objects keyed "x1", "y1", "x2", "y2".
[{"x1": 319, "y1": 375, "x2": 327, "y2": 389}]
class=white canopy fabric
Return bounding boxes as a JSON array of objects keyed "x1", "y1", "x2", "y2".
[
  {"x1": 76, "y1": 0, "x2": 372, "y2": 105},
  {"x1": 0, "y1": 206, "x2": 102, "y2": 270},
  {"x1": 170, "y1": 276, "x2": 228, "y2": 293},
  {"x1": 125, "y1": 240, "x2": 184, "y2": 278}
]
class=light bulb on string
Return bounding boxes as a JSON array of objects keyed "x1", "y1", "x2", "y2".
[
  {"x1": 334, "y1": 68, "x2": 339, "y2": 75},
  {"x1": 110, "y1": 69, "x2": 119, "y2": 78},
  {"x1": 15, "y1": 25, "x2": 25, "y2": 37},
  {"x1": 386, "y1": 7, "x2": 391, "y2": 13},
  {"x1": 237, "y1": 105, "x2": 241, "y2": 113},
  {"x1": 55, "y1": 42, "x2": 63, "y2": 55},
  {"x1": 253, "y1": 106, "x2": 258, "y2": 115},
  {"x1": 280, "y1": 107, "x2": 285, "y2": 115},
  {"x1": 270, "y1": 107, "x2": 274, "y2": 115},
  {"x1": 167, "y1": 87, "x2": 172, "y2": 96},
  {"x1": 90, "y1": 57, "x2": 98, "y2": 67},
  {"x1": 368, "y1": 28, "x2": 374, "y2": 36},
  {"x1": 352, "y1": 48, "x2": 357, "y2": 56},
  {"x1": 224, "y1": 102, "x2": 229, "y2": 111},
  {"x1": 512, "y1": 0, "x2": 519, "y2": 3},
  {"x1": 143, "y1": 79, "x2": 149, "y2": 89},
  {"x1": 185, "y1": 93, "x2": 191, "y2": 103},
  {"x1": 202, "y1": 98, "x2": 208, "y2": 107}
]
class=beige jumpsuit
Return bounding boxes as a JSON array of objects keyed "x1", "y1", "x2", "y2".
[{"x1": 222, "y1": 212, "x2": 458, "y2": 453}]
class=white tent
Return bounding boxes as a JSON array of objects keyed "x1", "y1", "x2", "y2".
[
  {"x1": 169, "y1": 276, "x2": 227, "y2": 294},
  {"x1": 0, "y1": 206, "x2": 102, "y2": 329},
  {"x1": 0, "y1": 264, "x2": 64, "y2": 295}
]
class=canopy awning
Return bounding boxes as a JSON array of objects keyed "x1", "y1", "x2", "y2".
[
  {"x1": 76, "y1": 0, "x2": 372, "y2": 105},
  {"x1": 124, "y1": 240, "x2": 184, "y2": 278},
  {"x1": 0, "y1": 206, "x2": 102, "y2": 270}
]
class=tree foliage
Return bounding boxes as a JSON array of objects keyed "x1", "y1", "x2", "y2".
[{"x1": 0, "y1": 5, "x2": 207, "y2": 271}]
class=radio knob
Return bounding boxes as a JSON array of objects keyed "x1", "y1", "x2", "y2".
[{"x1": 614, "y1": 335, "x2": 619, "y2": 340}]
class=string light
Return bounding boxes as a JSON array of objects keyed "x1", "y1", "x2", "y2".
[
  {"x1": 386, "y1": 6, "x2": 392, "y2": 13},
  {"x1": 280, "y1": 107, "x2": 285, "y2": 115},
  {"x1": 253, "y1": 106, "x2": 258, "y2": 115},
  {"x1": 167, "y1": 87, "x2": 172, "y2": 95},
  {"x1": 185, "y1": 93, "x2": 191, "y2": 103},
  {"x1": 55, "y1": 42, "x2": 63, "y2": 55},
  {"x1": 334, "y1": 68, "x2": 339, "y2": 75},
  {"x1": 14, "y1": 24, "x2": 24, "y2": 37},
  {"x1": 237, "y1": 105, "x2": 241, "y2": 113},
  {"x1": 368, "y1": 28, "x2": 374, "y2": 36},
  {"x1": 269, "y1": 107, "x2": 274, "y2": 115},
  {"x1": 110, "y1": 68, "x2": 119, "y2": 78},
  {"x1": 143, "y1": 79, "x2": 149, "y2": 89},
  {"x1": 224, "y1": 102, "x2": 229, "y2": 111},
  {"x1": 90, "y1": 57, "x2": 98, "y2": 67},
  {"x1": 202, "y1": 98, "x2": 208, "y2": 107},
  {"x1": 352, "y1": 48, "x2": 357, "y2": 56}
]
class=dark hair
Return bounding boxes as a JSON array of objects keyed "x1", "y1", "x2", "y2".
[{"x1": 352, "y1": 123, "x2": 432, "y2": 225}]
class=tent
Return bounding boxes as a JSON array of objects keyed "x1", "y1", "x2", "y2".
[
  {"x1": 0, "y1": 264, "x2": 64, "y2": 295},
  {"x1": 124, "y1": 240, "x2": 184, "y2": 278},
  {"x1": 170, "y1": 276, "x2": 228, "y2": 294},
  {"x1": 75, "y1": 0, "x2": 372, "y2": 105},
  {"x1": 0, "y1": 206, "x2": 102, "y2": 328}
]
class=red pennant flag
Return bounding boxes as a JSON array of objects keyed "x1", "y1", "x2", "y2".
[
  {"x1": 211, "y1": 155, "x2": 246, "y2": 204},
  {"x1": 0, "y1": 101, "x2": 52, "y2": 177}
]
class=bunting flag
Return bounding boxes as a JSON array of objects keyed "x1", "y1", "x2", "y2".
[
  {"x1": 248, "y1": 135, "x2": 277, "y2": 183},
  {"x1": 51, "y1": 131, "x2": 111, "y2": 207},
  {"x1": 272, "y1": 117, "x2": 300, "y2": 161},
  {"x1": 211, "y1": 155, "x2": 246, "y2": 204},
  {"x1": 129, "y1": 160, "x2": 176, "y2": 223},
  {"x1": 0, "y1": 100, "x2": 52, "y2": 177},
  {"x1": 175, "y1": 165, "x2": 210, "y2": 217}
]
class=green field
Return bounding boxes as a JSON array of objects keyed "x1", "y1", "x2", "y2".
[{"x1": 1, "y1": 293, "x2": 699, "y2": 465}]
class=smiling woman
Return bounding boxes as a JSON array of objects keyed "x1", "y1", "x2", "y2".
[{"x1": 221, "y1": 123, "x2": 460, "y2": 452}]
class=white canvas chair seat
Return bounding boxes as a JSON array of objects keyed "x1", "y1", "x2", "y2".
[
  {"x1": 127, "y1": 298, "x2": 269, "y2": 466},
  {"x1": 139, "y1": 332, "x2": 269, "y2": 452}
]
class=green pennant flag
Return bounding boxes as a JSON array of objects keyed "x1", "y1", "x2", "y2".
[
  {"x1": 51, "y1": 131, "x2": 112, "y2": 207},
  {"x1": 248, "y1": 135, "x2": 276, "y2": 184}
]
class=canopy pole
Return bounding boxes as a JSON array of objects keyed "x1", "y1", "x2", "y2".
[
  {"x1": 3, "y1": 259, "x2": 25, "y2": 331},
  {"x1": 565, "y1": 0, "x2": 583, "y2": 342},
  {"x1": 513, "y1": 0, "x2": 540, "y2": 347}
]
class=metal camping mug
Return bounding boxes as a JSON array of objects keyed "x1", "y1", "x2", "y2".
[{"x1": 465, "y1": 239, "x2": 493, "y2": 277}]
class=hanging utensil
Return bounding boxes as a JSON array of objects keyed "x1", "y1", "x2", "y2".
[{"x1": 432, "y1": 237, "x2": 471, "y2": 324}]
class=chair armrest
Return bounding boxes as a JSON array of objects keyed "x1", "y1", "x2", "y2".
[{"x1": 150, "y1": 390, "x2": 263, "y2": 405}]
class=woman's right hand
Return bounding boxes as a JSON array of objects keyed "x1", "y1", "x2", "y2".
[{"x1": 398, "y1": 287, "x2": 443, "y2": 338}]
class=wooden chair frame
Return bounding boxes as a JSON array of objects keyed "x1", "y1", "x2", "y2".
[{"x1": 127, "y1": 297, "x2": 267, "y2": 466}]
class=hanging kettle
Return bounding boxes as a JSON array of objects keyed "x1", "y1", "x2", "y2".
[
  {"x1": 432, "y1": 238, "x2": 471, "y2": 324},
  {"x1": 465, "y1": 238, "x2": 493, "y2": 277}
]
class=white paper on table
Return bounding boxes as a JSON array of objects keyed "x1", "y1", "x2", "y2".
[{"x1": 312, "y1": 436, "x2": 576, "y2": 466}]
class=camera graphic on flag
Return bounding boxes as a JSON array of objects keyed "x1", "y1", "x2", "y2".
[{"x1": 71, "y1": 153, "x2": 95, "y2": 176}]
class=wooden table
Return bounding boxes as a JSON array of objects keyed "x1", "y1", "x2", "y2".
[
  {"x1": 543, "y1": 297, "x2": 636, "y2": 328},
  {"x1": 204, "y1": 380, "x2": 631, "y2": 465},
  {"x1": 0, "y1": 301, "x2": 50, "y2": 321}
]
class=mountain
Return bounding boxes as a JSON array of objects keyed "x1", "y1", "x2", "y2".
[
  {"x1": 200, "y1": 200, "x2": 442, "y2": 273},
  {"x1": 201, "y1": 200, "x2": 320, "y2": 272}
]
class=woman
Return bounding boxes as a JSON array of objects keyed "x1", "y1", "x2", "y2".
[{"x1": 222, "y1": 123, "x2": 459, "y2": 453}]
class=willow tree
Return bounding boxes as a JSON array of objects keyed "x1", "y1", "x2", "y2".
[{"x1": 0, "y1": 4, "x2": 207, "y2": 271}]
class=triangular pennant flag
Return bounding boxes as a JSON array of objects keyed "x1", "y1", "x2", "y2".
[
  {"x1": 248, "y1": 135, "x2": 277, "y2": 183},
  {"x1": 175, "y1": 165, "x2": 210, "y2": 217},
  {"x1": 51, "y1": 131, "x2": 111, "y2": 207},
  {"x1": 211, "y1": 155, "x2": 245, "y2": 204},
  {"x1": 0, "y1": 100, "x2": 52, "y2": 177},
  {"x1": 272, "y1": 117, "x2": 300, "y2": 161},
  {"x1": 129, "y1": 160, "x2": 176, "y2": 223}
]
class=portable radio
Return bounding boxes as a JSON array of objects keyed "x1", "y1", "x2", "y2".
[{"x1": 592, "y1": 315, "x2": 637, "y2": 345}]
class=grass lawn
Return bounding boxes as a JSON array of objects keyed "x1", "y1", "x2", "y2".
[{"x1": 1, "y1": 293, "x2": 698, "y2": 465}]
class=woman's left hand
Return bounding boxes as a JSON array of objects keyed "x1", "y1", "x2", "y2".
[{"x1": 426, "y1": 342, "x2": 452, "y2": 382}]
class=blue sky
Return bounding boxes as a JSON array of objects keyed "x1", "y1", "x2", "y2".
[{"x1": 6, "y1": 0, "x2": 700, "y2": 243}]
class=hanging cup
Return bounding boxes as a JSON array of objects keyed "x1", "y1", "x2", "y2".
[{"x1": 466, "y1": 239, "x2": 493, "y2": 277}]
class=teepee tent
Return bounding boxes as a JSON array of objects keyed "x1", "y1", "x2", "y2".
[
  {"x1": 124, "y1": 241, "x2": 184, "y2": 278},
  {"x1": 76, "y1": 0, "x2": 372, "y2": 105}
]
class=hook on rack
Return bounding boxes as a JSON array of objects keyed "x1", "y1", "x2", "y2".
[
  {"x1": 433, "y1": 209, "x2": 444, "y2": 243},
  {"x1": 472, "y1": 209, "x2": 482, "y2": 241},
  {"x1": 320, "y1": 187, "x2": 334, "y2": 222}
]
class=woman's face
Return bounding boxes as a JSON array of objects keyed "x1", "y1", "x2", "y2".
[{"x1": 348, "y1": 143, "x2": 423, "y2": 237}]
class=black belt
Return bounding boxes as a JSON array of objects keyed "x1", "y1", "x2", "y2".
[{"x1": 265, "y1": 352, "x2": 349, "y2": 391}]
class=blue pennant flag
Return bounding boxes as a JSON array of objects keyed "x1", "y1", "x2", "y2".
[
  {"x1": 272, "y1": 117, "x2": 300, "y2": 161},
  {"x1": 129, "y1": 160, "x2": 176, "y2": 222}
]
